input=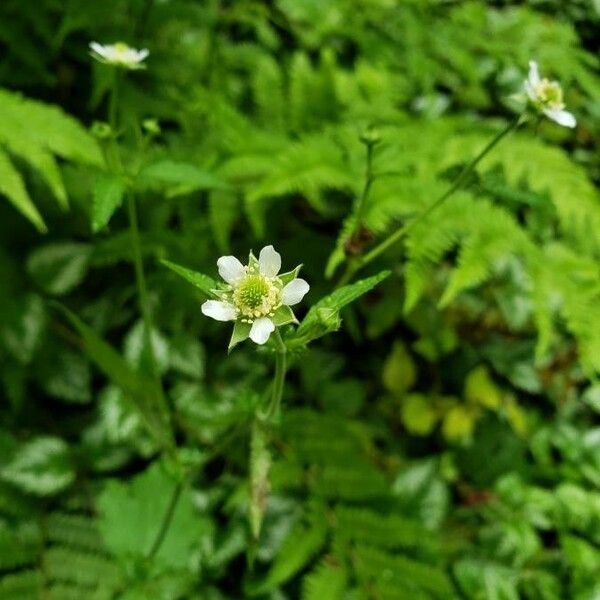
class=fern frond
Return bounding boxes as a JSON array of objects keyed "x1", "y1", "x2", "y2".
[
  {"x1": 45, "y1": 513, "x2": 105, "y2": 553},
  {"x1": 353, "y1": 545, "x2": 454, "y2": 599},
  {"x1": 0, "y1": 88, "x2": 103, "y2": 231},
  {"x1": 335, "y1": 507, "x2": 438, "y2": 553},
  {"x1": 301, "y1": 558, "x2": 347, "y2": 600},
  {"x1": 0, "y1": 570, "x2": 42, "y2": 600}
]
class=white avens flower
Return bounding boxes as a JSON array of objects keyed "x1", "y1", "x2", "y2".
[
  {"x1": 202, "y1": 246, "x2": 310, "y2": 347},
  {"x1": 523, "y1": 61, "x2": 576, "y2": 128},
  {"x1": 89, "y1": 41, "x2": 149, "y2": 70}
]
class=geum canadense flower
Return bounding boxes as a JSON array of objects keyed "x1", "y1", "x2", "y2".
[
  {"x1": 201, "y1": 246, "x2": 309, "y2": 346},
  {"x1": 89, "y1": 41, "x2": 149, "y2": 69},
  {"x1": 523, "y1": 61, "x2": 576, "y2": 128}
]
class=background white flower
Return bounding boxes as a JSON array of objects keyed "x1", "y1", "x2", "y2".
[
  {"x1": 89, "y1": 42, "x2": 149, "y2": 69},
  {"x1": 523, "y1": 61, "x2": 576, "y2": 128},
  {"x1": 201, "y1": 246, "x2": 309, "y2": 346}
]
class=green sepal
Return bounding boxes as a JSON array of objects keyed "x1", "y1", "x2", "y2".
[
  {"x1": 278, "y1": 265, "x2": 302, "y2": 286},
  {"x1": 229, "y1": 320, "x2": 251, "y2": 352},
  {"x1": 272, "y1": 305, "x2": 297, "y2": 327},
  {"x1": 161, "y1": 259, "x2": 218, "y2": 298},
  {"x1": 247, "y1": 251, "x2": 260, "y2": 271}
]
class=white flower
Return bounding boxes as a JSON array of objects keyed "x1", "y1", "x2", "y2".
[
  {"x1": 201, "y1": 246, "x2": 310, "y2": 347},
  {"x1": 89, "y1": 41, "x2": 149, "y2": 70},
  {"x1": 523, "y1": 61, "x2": 576, "y2": 128}
]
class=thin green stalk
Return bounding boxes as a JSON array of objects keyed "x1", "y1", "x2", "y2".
[
  {"x1": 350, "y1": 138, "x2": 376, "y2": 241},
  {"x1": 146, "y1": 479, "x2": 184, "y2": 560},
  {"x1": 337, "y1": 116, "x2": 522, "y2": 287},
  {"x1": 264, "y1": 329, "x2": 287, "y2": 421},
  {"x1": 108, "y1": 68, "x2": 173, "y2": 448}
]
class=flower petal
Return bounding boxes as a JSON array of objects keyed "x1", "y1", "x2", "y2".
[
  {"x1": 217, "y1": 255, "x2": 245, "y2": 285},
  {"x1": 258, "y1": 245, "x2": 281, "y2": 277},
  {"x1": 137, "y1": 49, "x2": 150, "y2": 60},
  {"x1": 201, "y1": 300, "x2": 237, "y2": 322},
  {"x1": 528, "y1": 60, "x2": 540, "y2": 87},
  {"x1": 282, "y1": 278, "x2": 309, "y2": 306},
  {"x1": 249, "y1": 317, "x2": 275, "y2": 345},
  {"x1": 544, "y1": 108, "x2": 576, "y2": 128},
  {"x1": 89, "y1": 42, "x2": 108, "y2": 57}
]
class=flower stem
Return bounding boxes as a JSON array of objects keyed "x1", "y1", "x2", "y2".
[
  {"x1": 108, "y1": 68, "x2": 173, "y2": 449},
  {"x1": 336, "y1": 116, "x2": 522, "y2": 287},
  {"x1": 265, "y1": 329, "x2": 287, "y2": 421}
]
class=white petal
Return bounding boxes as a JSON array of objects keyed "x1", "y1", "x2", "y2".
[
  {"x1": 544, "y1": 108, "x2": 576, "y2": 128},
  {"x1": 282, "y1": 278, "x2": 309, "y2": 306},
  {"x1": 201, "y1": 300, "x2": 237, "y2": 322},
  {"x1": 249, "y1": 318, "x2": 275, "y2": 344},
  {"x1": 523, "y1": 80, "x2": 537, "y2": 102},
  {"x1": 89, "y1": 42, "x2": 107, "y2": 56},
  {"x1": 137, "y1": 49, "x2": 150, "y2": 60},
  {"x1": 217, "y1": 256, "x2": 245, "y2": 285},
  {"x1": 258, "y1": 245, "x2": 281, "y2": 277},
  {"x1": 528, "y1": 61, "x2": 540, "y2": 87}
]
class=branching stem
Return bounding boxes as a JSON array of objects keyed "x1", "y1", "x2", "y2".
[{"x1": 337, "y1": 116, "x2": 522, "y2": 287}]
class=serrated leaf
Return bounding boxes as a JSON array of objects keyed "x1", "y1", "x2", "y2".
[
  {"x1": 290, "y1": 270, "x2": 390, "y2": 346},
  {"x1": 92, "y1": 172, "x2": 126, "y2": 232},
  {"x1": 27, "y1": 242, "x2": 91, "y2": 295},
  {"x1": 0, "y1": 437, "x2": 74, "y2": 496},
  {"x1": 160, "y1": 259, "x2": 218, "y2": 298}
]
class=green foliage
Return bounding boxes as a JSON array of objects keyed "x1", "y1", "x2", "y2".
[
  {"x1": 1, "y1": 0, "x2": 599, "y2": 598},
  {"x1": 0, "y1": 88, "x2": 103, "y2": 231}
]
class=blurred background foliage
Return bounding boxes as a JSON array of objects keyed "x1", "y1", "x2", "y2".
[{"x1": 0, "y1": 0, "x2": 600, "y2": 598}]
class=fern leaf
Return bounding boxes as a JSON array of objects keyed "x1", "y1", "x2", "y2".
[
  {"x1": 0, "y1": 570, "x2": 42, "y2": 600},
  {"x1": 302, "y1": 559, "x2": 347, "y2": 600},
  {"x1": 0, "y1": 147, "x2": 46, "y2": 232}
]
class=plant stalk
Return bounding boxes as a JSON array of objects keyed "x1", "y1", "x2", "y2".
[
  {"x1": 264, "y1": 329, "x2": 287, "y2": 421},
  {"x1": 337, "y1": 116, "x2": 522, "y2": 287}
]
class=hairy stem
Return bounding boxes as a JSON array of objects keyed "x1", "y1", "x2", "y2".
[
  {"x1": 337, "y1": 116, "x2": 522, "y2": 287},
  {"x1": 264, "y1": 329, "x2": 287, "y2": 421}
]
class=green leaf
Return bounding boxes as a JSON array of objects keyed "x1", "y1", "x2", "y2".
[
  {"x1": 401, "y1": 394, "x2": 438, "y2": 436},
  {"x1": 382, "y1": 341, "x2": 416, "y2": 394},
  {"x1": 248, "y1": 513, "x2": 327, "y2": 595},
  {"x1": 160, "y1": 259, "x2": 218, "y2": 298},
  {"x1": 92, "y1": 173, "x2": 126, "y2": 232},
  {"x1": 27, "y1": 242, "x2": 91, "y2": 296},
  {"x1": 302, "y1": 560, "x2": 347, "y2": 600},
  {"x1": 229, "y1": 321, "x2": 251, "y2": 352},
  {"x1": 290, "y1": 270, "x2": 390, "y2": 346},
  {"x1": 272, "y1": 304, "x2": 297, "y2": 327},
  {"x1": 52, "y1": 304, "x2": 171, "y2": 448},
  {"x1": 0, "y1": 147, "x2": 46, "y2": 232},
  {"x1": 0, "y1": 437, "x2": 74, "y2": 496},
  {"x1": 139, "y1": 160, "x2": 227, "y2": 197},
  {"x1": 97, "y1": 461, "x2": 209, "y2": 571},
  {"x1": 454, "y1": 559, "x2": 519, "y2": 600}
]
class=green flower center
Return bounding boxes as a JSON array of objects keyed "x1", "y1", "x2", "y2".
[
  {"x1": 232, "y1": 274, "x2": 281, "y2": 320},
  {"x1": 237, "y1": 275, "x2": 270, "y2": 309},
  {"x1": 535, "y1": 79, "x2": 564, "y2": 110}
]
